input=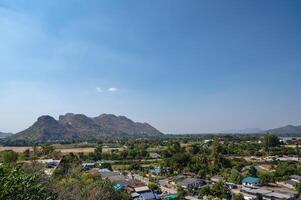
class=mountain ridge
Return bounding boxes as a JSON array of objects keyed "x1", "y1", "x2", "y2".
[
  {"x1": 0, "y1": 131, "x2": 13, "y2": 138},
  {"x1": 5, "y1": 113, "x2": 163, "y2": 143},
  {"x1": 264, "y1": 124, "x2": 301, "y2": 135}
]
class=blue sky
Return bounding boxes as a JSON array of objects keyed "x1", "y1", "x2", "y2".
[{"x1": 0, "y1": 0, "x2": 300, "y2": 133}]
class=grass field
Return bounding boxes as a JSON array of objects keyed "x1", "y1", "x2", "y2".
[
  {"x1": 0, "y1": 146, "x2": 95, "y2": 154},
  {"x1": 0, "y1": 146, "x2": 33, "y2": 153},
  {"x1": 0, "y1": 146, "x2": 128, "y2": 154}
]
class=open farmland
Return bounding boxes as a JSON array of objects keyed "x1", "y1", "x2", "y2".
[
  {"x1": 0, "y1": 146, "x2": 33, "y2": 153},
  {"x1": 0, "y1": 145, "x2": 126, "y2": 154},
  {"x1": 0, "y1": 146, "x2": 95, "y2": 154}
]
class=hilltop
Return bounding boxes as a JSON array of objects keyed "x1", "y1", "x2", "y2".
[
  {"x1": 4, "y1": 113, "x2": 163, "y2": 143},
  {"x1": 264, "y1": 125, "x2": 301, "y2": 135},
  {"x1": 0, "y1": 132, "x2": 12, "y2": 138}
]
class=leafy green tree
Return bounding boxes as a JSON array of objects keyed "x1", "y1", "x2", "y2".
[
  {"x1": 41, "y1": 144, "x2": 55, "y2": 156},
  {"x1": 259, "y1": 173, "x2": 274, "y2": 185},
  {"x1": 169, "y1": 142, "x2": 182, "y2": 154},
  {"x1": 247, "y1": 166, "x2": 257, "y2": 177},
  {"x1": 211, "y1": 181, "x2": 231, "y2": 200},
  {"x1": 177, "y1": 186, "x2": 187, "y2": 200},
  {"x1": 166, "y1": 153, "x2": 191, "y2": 172},
  {"x1": 0, "y1": 165, "x2": 55, "y2": 200},
  {"x1": 53, "y1": 153, "x2": 80, "y2": 179},
  {"x1": 211, "y1": 138, "x2": 222, "y2": 165},
  {"x1": 100, "y1": 163, "x2": 113, "y2": 171},
  {"x1": 274, "y1": 162, "x2": 298, "y2": 178},
  {"x1": 129, "y1": 161, "x2": 141, "y2": 171},
  {"x1": 295, "y1": 182, "x2": 301, "y2": 193},
  {"x1": 229, "y1": 170, "x2": 243, "y2": 184},
  {"x1": 263, "y1": 134, "x2": 280, "y2": 151},
  {"x1": 232, "y1": 193, "x2": 244, "y2": 200},
  {"x1": 54, "y1": 165, "x2": 130, "y2": 200},
  {"x1": 23, "y1": 149, "x2": 31, "y2": 160},
  {"x1": 199, "y1": 185, "x2": 211, "y2": 197},
  {"x1": 78, "y1": 152, "x2": 87, "y2": 161},
  {"x1": 1, "y1": 150, "x2": 18, "y2": 164},
  {"x1": 148, "y1": 182, "x2": 161, "y2": 193},
  {"x1": 93, "y1": 145, "x2": 102, "y2": 160},
  {"x1": 32, "y1": 145, "x2": 39, "y2": 159}
]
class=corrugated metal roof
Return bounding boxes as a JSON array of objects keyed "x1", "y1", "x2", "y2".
[{"x1": 242, "y1": 177, "x2": 259, "y2": 184}]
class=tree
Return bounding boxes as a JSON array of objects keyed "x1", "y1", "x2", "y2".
[
  {"x1": 245, "y1": 166, "x2": 257, "y2": 177},
  {"x1": 211, "y1": 138, "x2": 222, "y2": 165},
  {"x1": 129, "y1": 161, "x2": 141, "y2": 171},
  {"x1": 53, "y1": 165, "x2": 130, "y2": 200},
  {"x1": 100, "y1": 163, "x2": 112, "y2": 171},
  {"x1": 295, "y1": 182, "x2": 301, "y2": 194},
  {"x1": 32, "y1": 145, "x2": 39, "y2": 159},
  {"x1": 263, "y1": 134, "x2": 280, "y2": 151},
  {"x1": 53, "y1": 153, "x2": 80, "y2": 179},
  {"x1": 259, "y1": 173, "x2": 274, "y2": 185},
  {"x1": 199, "y1": 185, "x2": 211, "y2": 197},
  {"x1": 229, "y1": 170, "x2": 243, "y2": 184},
  {"x1": 169, "y1": 142, "x2": 181, "y2": 154},
  {"x1": 23, "y1": 149, "x2": 31, "y2": 160},
  {"x1": 1, "y1": 150, "x2": 18, "y2": 164},
  {"x1": 148, "y1": 182, "x2": 161, "y2": 194},
  {"x1": 177, "y1": 186, "x2": 187, "y2": 200},
  {"x1": 232, "y1": 193, "x2": 244, "y2": 200},
  {"x1": 166, "y1": 153, "x2": 191, "y2": 172},
  {"x1": 41, "y1": 144, "x2": 55, "y2": 156},
  {"x1": 0, "y1": 165, "x2": 55, "y2": 200},
  {"x1": 211, "y1": 181, "x2": 231, "y2": 200},
  {"x1": 93, "y1": 145, "x2": 102, "y2": 161}
]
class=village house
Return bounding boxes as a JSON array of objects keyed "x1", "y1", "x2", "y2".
[
  {"x1": 240, "y1": 187, "x2": 297, "y2": 200},
  {"x1": 177, "y1": 178, "x2": 206, "y2": 190},
  {"x1": 149, "y1": 153, "x2": 161, "y2": 159},
  {"x1": 242, "y1": 177, "x2": 260, "y2": 187},
  {"x1": 210, "y1": 176, "x2": 224, "y2": 183}
]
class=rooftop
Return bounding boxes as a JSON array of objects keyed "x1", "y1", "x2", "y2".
[{"x1": 242, "y1": 177, "x2": 260, "y2": 184}]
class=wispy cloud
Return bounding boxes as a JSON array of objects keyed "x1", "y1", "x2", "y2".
[
  {"x1": 96, "y1": 87, "x2": 118, "y2": 93},
  {"x1": 96, "y1": 87, "x2": 103, "y2": 93},
  {"x1": 107, "y1": 87, "x2": 118, "y2": 92}
]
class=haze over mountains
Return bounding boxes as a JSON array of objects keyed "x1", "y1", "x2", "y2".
[
  {"x1": 0, "y1": 132, "x2": 12, "y2": 138},
  {"x1": 264, "y1": 125, "x2": 301, "y2": 135},
  {"x1": 220, "y1": 128, "x2": 264, "y2": 134},
  {"x1": 5, "y1": 113, "x2": 163, "y2": 142},
  {"x1": 220, "y1": 125, "x2": 301, "y2": 134},
  {"x1": 1, "y1": 116, "x2": 301, "y2": 143}
]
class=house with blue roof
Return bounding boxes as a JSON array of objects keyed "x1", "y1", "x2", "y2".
[
  {"x1": 150, "y1": 167, "x2": 161, "y2": 175},
  {"x1": 242, "y1": 177, "x2": 260, "y2": 186},
  {"x1": 114, "y1": 183, "x2": 125, "y2": 191}
]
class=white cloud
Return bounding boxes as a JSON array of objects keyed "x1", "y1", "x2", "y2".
[
  {"x1": 107, "y1": 87, "x2": 118, "y2": 92},
  {"x1": 96, "y1": 87, "x2": 118, "y2": 93},
  {"x1": 96, "y1": 87, "x2": 103, "y2": 92}
]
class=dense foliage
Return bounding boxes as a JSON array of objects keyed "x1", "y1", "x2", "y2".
[{"x1": 0, "y1": 164, "x2": 55, "y2": 200}]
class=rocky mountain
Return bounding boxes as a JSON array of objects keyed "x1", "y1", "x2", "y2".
[
  {"x1": 264, "y1": 125, "x2": 301, "y2": 135},
  {"x1": 6, "y1": 113, "x2": 163, "y2": 142},
  {"x1": 0, "y1": 131, "x2": 12, "y2": 138}
]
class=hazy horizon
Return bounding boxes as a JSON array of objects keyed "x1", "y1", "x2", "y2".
[{"x1": 1, "y1": 1, "x2": 300, "y2": 133}]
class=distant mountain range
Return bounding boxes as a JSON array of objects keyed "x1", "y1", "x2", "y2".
[
  {"x1": 221, "y1": 125, "x2": 301, "y2": 135},
  {"x1": 4, "y1": 113, "x2": 163, "y2": 143},
  {"x1": 220, "y1": 128, "x2": 264, "y2": 134},
  {"x1": 0, "y1": 132, "x2": 12, "y2": 138},
  {"x1": 2, "y1": 116, "x2": 301, "y2": 144},
  {"x1": 264, "y1": 125, "x2": 301, "y2": 135}
]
